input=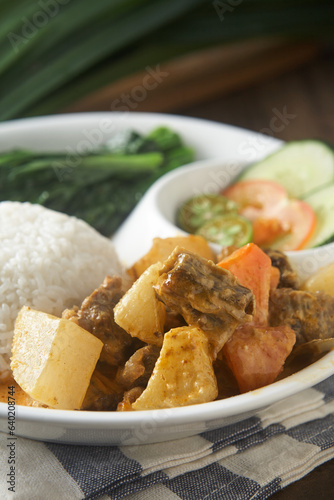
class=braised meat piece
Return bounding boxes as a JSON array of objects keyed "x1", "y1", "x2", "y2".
[
  {"x1": 154, "y1": 247, "x2": 255, "y2": 357},
  {"x1": 117, "y1": 387, "x2": 144, "y2": 411},
  {"x1": 81, "y1": 366, "x2": 124, "y2": 411},
  {"x1": 269, "y1": 288, "x2": 334, "y2": 344},
  {"x1": 213, "y1": 358, "x2": 239, "y2": 400},
  {"x1": 263, "y1": 248, "x2": 300, "y2": 289},
  {"x1": 164, "y1": 309, "x2": 187, "y2": 331},
  {"x1": 117, "y1": 345, "x2": 160, "y2": 390},
  {"x1": 63, "y1": 275, "x2": 132, "y2": 367}
]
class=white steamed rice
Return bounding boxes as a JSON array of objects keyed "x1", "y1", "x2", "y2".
[{"x1": 0, "y1": 201, "x2": 124, "y2": 374}]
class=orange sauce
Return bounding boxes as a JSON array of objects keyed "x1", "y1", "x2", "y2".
[{"x1": 0, "y1": 376, "x2": 41, "y2": 406}]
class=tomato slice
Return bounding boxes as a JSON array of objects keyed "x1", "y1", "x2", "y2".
[
  {"x1": 252, "y1": 199, "x2": 316, "y2": 251},
  {"x1": 222, "y1": 180, "x2": 287, "y2": 221},
  {"x1": 222, "y1": 179, "x2": 316, "y2": 251}
]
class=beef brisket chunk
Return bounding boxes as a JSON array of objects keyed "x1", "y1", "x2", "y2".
[
  {"x1": 269, "y1": 288, "x2": 334, "y2": 344},
  {"x1": 117, "y1": 387, "x2": 144, "y2": 411},
  {"x1": 81, "y1": 365, "x2": 124, "y2": 411},
  {"x1": 117, "y1": 345, "x2": 160, "y2": 390},
  {"x1": 63, "y1": 275, "x2": 132, "y2": 367},
  {"x1": 263, "y1": 248, "x2": 300, "y2": 289},
  {"x1": 154, "y1": 247, "x2": 255, "y2": 357}
]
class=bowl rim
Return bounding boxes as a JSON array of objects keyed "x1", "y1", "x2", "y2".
[
  {"x1": 1, "y1": 349, "x2": 333, "y2": 427},
  {"x1": 149, "y1": 155, "x2": 334, "y2": 258}
]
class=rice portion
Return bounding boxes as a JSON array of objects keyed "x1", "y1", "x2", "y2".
[{"x1": 0, "y1": 201, "x2": 124, "y2": 374}]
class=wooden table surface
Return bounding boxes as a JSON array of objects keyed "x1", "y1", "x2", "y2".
[
  {"x1": 178, "y1": 47, "x2": 334, "y2": 144},
  {"x1": 176, "y1": 48, "x2": 334, "y2": 500}
]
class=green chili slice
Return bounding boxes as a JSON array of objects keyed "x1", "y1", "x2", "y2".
[
  {"x1": 196, "y1": 214, "x2": 253, "y2": 247},
  {"x1": 177, "y1": 194, "x2": 238, "y2": 234}
]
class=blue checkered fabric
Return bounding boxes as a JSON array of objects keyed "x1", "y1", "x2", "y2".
[{"x1": 1, "y1": 375, "x2": 334, "y2": 500}]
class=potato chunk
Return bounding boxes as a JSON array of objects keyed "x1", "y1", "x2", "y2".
[
  {"x1": 11, "y1": 306, "x2": 103, "y2": 410},
  {"x1": 114, "y1": 262, "x2": 166, "y2": 346},
  {"x1": 302, "y1": 262, "x2": 334, "y2": 296},
  {"x1": 132, "y1": 326, "x2": 218, "y2": 410},
  {"x1": 128, "y1": 235, "x2": 215, "y2": 279}
]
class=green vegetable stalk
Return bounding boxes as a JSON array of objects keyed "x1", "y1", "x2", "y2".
[{"x1": 0, "y1": 126, "x2": 195, "y2": 235}]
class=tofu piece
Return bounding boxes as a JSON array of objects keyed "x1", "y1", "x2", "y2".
[
  {"x1": 114, "y1": 262, "x2": 166, "y2": 346},
  {"x1": 11, "y1": 306, "x2": 103, "y2": 410},
  {"x1": 132, "y1": 326, "x2": 218, "y2": 410}
]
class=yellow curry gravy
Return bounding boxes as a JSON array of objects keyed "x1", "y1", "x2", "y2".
[{"x1": 0, "y1": 375, "x2": 40, "y2": 407}]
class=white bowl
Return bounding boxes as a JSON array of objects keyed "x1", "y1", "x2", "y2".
[
  {"x1": 113, "y1": 157, "x2": 334, "y2": 282},
  {"x1": 1, "y1": 112, "x2": 334, "y2": 446}
]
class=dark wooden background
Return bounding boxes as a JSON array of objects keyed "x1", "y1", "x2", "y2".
[{"x1": 179, "y1": 47, "x2": 334, "y2": 144}]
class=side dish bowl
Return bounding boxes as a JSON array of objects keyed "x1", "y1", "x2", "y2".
[
  {"x1": 1, "y1": 112, "x2": 334, "y2": 446},
  {"x1": 113, "y1": 157, "x2": 334, "y2": 281}
]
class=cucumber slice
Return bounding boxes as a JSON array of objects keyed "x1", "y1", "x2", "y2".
[
  {"x1": 239, "y1": 140, "x2": 334, "y2": 199},
  {"x1": 303, "y1": 184, "x2": 334, "y2": 248}
]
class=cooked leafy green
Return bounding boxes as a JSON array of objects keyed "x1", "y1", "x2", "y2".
[{"x1": 0, "y1": 126, "x2": 194, "y2": 235}]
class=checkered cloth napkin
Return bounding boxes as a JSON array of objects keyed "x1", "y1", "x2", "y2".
[{"x1": 1, "y1": 375, "x2": 334, "y2": 500}]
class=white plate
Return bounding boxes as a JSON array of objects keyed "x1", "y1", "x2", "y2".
[{"x1": 1, "y1": 112, "x2": 334, "y2": 446}]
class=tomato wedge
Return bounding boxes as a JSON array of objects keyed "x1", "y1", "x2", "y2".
[
  {"x1": 252, "y1": 199, "x2": 316, "y2": 251},
  {"x1": 223, "y1": 323, "x2": 296, "y2": 393},
  {"x1": 222, "y1": 179, "x2": 316, "y2": 251},
  {"x1": 222, "y1": 180, "x2": 287, "y2": 221}
]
